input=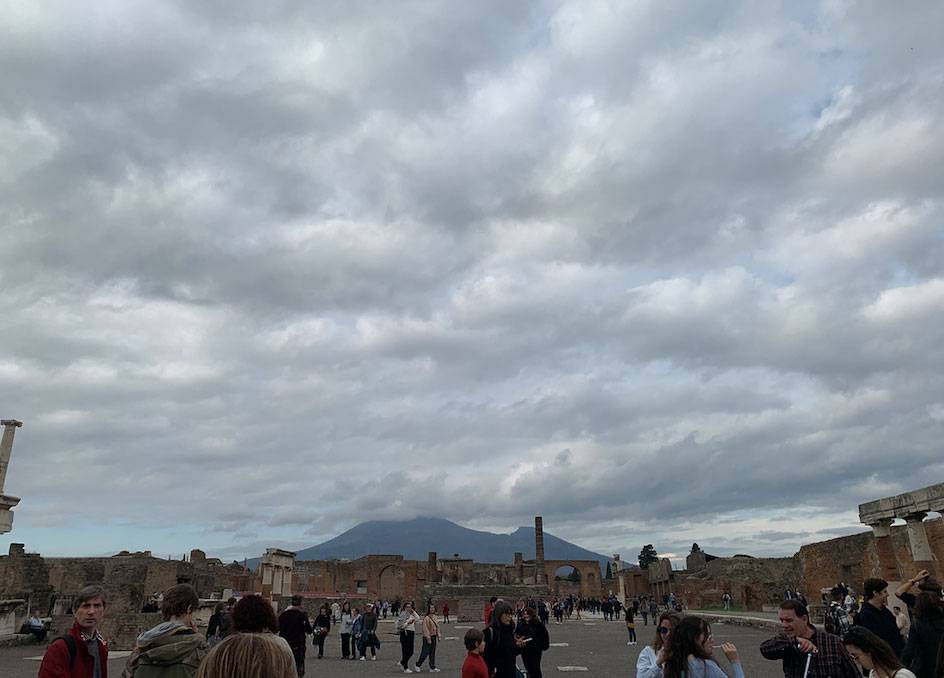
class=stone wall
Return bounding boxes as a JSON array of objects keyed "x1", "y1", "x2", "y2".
[
  {"x1": 0, "y1": 544, "x2": 253, "y2": 616},
  {"x1": 797, "y1": 517, "x2": 944, "y2": 597},
  {"x1": 673, "y1": 556, "x2": 798, "y2": 610}
]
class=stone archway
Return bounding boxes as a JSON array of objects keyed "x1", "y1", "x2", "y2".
[
  {"x1": 544, "y1": 559, "x2": 603, "y2": 598},
  {"x1": 378, "y1": 564, "x2": 405, "y2": 600}
]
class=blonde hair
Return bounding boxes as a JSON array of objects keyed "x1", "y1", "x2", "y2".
[{"x1": 196, "y1": 633, "x2": 296, "y2": 678}]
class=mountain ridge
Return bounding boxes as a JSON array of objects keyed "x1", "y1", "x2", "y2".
[{"x1": 246, "y1": 516, "x2": 612, "y2": 572}]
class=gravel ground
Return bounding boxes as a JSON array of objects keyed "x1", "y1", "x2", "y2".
[{"x1": 0, "y1": 616, "x2": 793, "y2": 678}]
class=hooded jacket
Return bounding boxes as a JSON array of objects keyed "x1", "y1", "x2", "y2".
[{"x1": 120, "y1": 621, "x2": 208, "y2": 678}]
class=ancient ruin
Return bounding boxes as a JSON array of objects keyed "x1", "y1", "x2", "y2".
[
  {"x1": 0, "y1": 419, "x2": 22, "y2": 535},
  {"x1": 0, "y1": 481, "x2": 941, "y2": 648}
]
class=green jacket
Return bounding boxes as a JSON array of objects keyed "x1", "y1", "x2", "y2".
[{"x1": 121, "y1": 622, "x2": 208, "y2": 678}]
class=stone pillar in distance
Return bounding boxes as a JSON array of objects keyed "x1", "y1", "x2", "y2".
[
  {"x1": 534, "y1": 516, "x2": 547, "y2": 585},
  {"x1": 0, "y1": 419, "x2": 22, "y2": 534}
]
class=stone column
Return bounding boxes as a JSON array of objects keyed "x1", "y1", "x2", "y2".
[
  {"x1": 0, "y1": 420, "x2": 23, "y2": 492},
  {"x1": 904, "y1": 513, "x2": 938, "y2": 577},
  {"x1": 0, "y1": 420, "x2": 22, "y2": 534},
  {"x1": 870, "y1": 519, "x2": 901, "y2": 582},
  {"x1": 613, "y1": 554, "x2": 626, "y2": 605},
  {"x1": 534, "y1": 517, "x2": 547, "y2": 585}
]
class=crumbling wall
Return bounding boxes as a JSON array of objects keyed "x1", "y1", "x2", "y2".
[
  {"x1": 674, "y1": 556, "x2": 799, "y2": 611},
  {"x1": 797, "y1": 517, "x2": 944, "y2": 598}
]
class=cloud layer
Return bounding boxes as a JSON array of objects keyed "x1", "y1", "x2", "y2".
[{"x1": 2, "y1": 0, "x2": 943, "y2": 561}]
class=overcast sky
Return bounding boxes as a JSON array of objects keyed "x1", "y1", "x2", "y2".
[{"x1": 2, "y1": 1, "x2": 943, "y2": 565}]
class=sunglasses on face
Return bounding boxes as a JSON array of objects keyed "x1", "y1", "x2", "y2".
[{"x1": 658, "y1": 627, "x2": 670, "y2": 634}]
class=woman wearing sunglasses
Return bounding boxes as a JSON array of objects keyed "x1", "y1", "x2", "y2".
[
  {"x1": 662, "y1": 615, "x2": 743, "y2": 678},
  {"x1": 637, "y1": 612, "x2": 680, "y2": 678}
]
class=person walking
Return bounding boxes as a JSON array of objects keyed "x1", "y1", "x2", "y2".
[
  {"x1": 338, "y1": 601, "x2": 354, "y2": 660},
  {"x1": 397, "y1": 601, "x2": 421, "y2": 672},
  {"x1": 442, "y1": 603, "x2": 450, "y2": 624},
  {"x1": 120, "y1": 584, "x2": 207, "y2": 678},
  {"x1": 515, "y1": 606, "x2": 549, "y2": 678},
  {"x1": 39, "y1": 585, "x2": 109, "y2": 678},
  {"x1": 461, "y1": 628, "x2": 488, "y2": 678},
  {"x1": 626, "y1": 604, "x2": 638, "y2": 645},
  {"x1": 360, "y1": 603, "x2": 380, "y2": 661},
  {"x1": 205, "y1": 604, "x2": 224, "y2": 648},
  {"x1": 662, "y1": 615, "x2": 743, "y2": 678},
  {"x1": 311, "y1": 603, "x2": 331, "y2": 659},
  {"x1": 484, "y1": 601, "x2": 525, "y2": 678},
  {"x1": 278, "y1": 595, "x2": 312, "y2": 676},
  {"x1": 414, "y1": 604, "x2": 441, "y2": 673},
  {"x1": 844, "y1": 626, "x2": 917, "y2": 678}
]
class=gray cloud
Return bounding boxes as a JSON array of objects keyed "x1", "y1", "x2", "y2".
[{"x1": 1, "y1": 1, "x2": 942, "y2": 559}]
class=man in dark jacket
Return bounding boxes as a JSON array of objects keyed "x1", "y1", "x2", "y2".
[
  {"x1": 120, "y1": 583, "x2": 207, "y2": 678},
  {"x1": 857, "y1": 578, "x2": 904, "y2": 657},
  {"x1": 278, "y1": 596, "x2": 312, "y2": 676},
  {"x1": 39, "y1": 585, "x2": 110, "y2": 678}
]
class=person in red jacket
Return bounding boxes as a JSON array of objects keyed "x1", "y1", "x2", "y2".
[
  {"x1": 461, "y1": 628, "x2": 488, "y2": 678},
  {"x1": 39, "y1": 584, "x2": 109, "y2": 678}
]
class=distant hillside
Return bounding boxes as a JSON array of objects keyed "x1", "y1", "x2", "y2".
[{"x1": 246, "y1": 517, "x2": 611, "y2": 572}]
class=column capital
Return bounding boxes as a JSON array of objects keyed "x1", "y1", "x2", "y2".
[
  {"x1": 904, "y1": 512, "x2": 928, "y2": 524},
  {"x1": 0, "y1": 420, "x2": 22, "y2": 428},
  {"x1": 869, "y1": 519, "x2": 894, "y2": 537}
]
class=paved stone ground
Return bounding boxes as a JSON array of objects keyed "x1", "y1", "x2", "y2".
[{"x1": 0, "y1": 616, "x2": 790, "y2": 677}]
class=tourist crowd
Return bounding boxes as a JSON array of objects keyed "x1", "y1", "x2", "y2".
[{"x1": 34, "y1": 568, "x2": 944, "y2": 678}]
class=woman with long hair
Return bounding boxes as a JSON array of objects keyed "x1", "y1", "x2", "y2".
[
  {"x1": 414, "y1": 604, "x2": 441, "y2": 672},
  {"x1": 311, "y1": 603, "x2": 331, "y2": 659},
  {"x1": 662, "y1": 615, "x2": 742, "y2": 678},
  {"x1": 515, "y1": 606, "x2": 550, "y2": 678},
  {"x1": 339, "y1": 601, "x2": 354, "y2": 660},
  {"x1": 196, "y1": 632, "x2": 296, "y2": 678},
  {"x1": 484, "y1": 600, "x2": 524, "y2": 678},
  {"x1": 637, "y1": 612, "x2": 680, "y2": 678},
  {"x1": 845, "y1": 625, "x2": 916, "y2": 677},
  {"x1": 901, "y1": 592, "x2": 944, "y2": 678}
]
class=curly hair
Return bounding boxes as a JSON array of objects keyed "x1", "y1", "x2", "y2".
[{"x1": 232, "y1": 595, "x2": 278, "y2": 633}]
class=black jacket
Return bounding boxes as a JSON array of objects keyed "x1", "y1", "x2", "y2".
[
  {"x1": 856, "y1": 603, "x2": 903, "y2": 656},
  {"x1": 902, "y1": 615, "x2": 944, "y2": 678},
  {"x1": 484, "y1": 623, "x2": 520, "y2": 678}
]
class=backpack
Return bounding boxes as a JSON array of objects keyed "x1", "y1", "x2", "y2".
[
  {"x1": 218, "y1": 610, "x2": 233, "y2": 637},
  {"x1": 53, "y1": 635, "x2": 78, "y2": 668},
  {"x1": 823, "y1": 606, "x2": 837, "y2": 635}
]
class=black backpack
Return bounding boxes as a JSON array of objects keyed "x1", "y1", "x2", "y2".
[{"x1": 53, "y1": 635, "x2": 78, "y2": 667}]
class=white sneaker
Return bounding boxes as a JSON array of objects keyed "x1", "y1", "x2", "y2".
[
  {"x1": 371, "y1": 656, "x2": 377, "y2": 661},
  {"x1": 431, "y1": 669, "x2": 441, "y2": 673},
  {"x1": 359, "y1": 657, "x2": 365, "y2": 661},
  {"x1": 404, "y1": 670, "x2": 413, "y2": 674},
  {"x1": 414, "y1": 666, "x2": 422, "y2": 673}
]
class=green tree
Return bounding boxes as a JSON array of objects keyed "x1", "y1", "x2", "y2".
[
  {"x1": 638, "y1": 544, "x2": 659, "y2": 569},
  {"x1": 605, "y1": 561, "x2": 613, "y2": 579}
]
